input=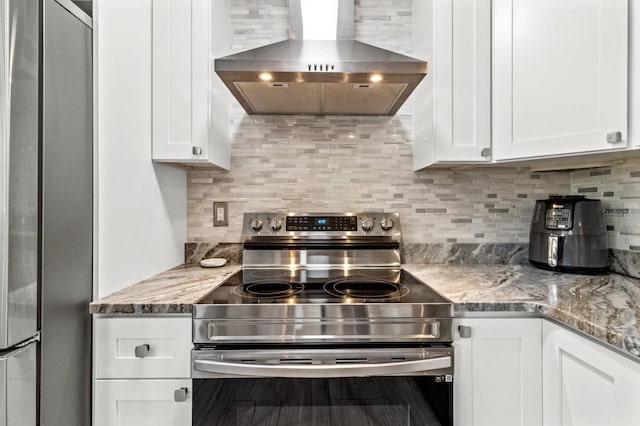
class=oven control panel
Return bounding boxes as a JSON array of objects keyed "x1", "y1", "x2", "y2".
[
  {"x1": 286, "y1": 216, "x2": 357, "y2": 232},
  {"x1": 242, "y1": 212, "x2": 401, "y2": 237}
]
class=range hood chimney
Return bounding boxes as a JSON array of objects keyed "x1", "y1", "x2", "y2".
[{"x1": 214, "y1": 0, "x2": 427, "y2": 116}]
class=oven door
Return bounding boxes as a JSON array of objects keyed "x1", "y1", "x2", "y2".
[{"x1": 192, "y1": 346, "x2": 453, "y2": 426}]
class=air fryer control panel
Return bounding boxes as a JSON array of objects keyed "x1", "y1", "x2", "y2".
[{"x1": 545, "y1": 205, "x2": 572, "y2": 230}]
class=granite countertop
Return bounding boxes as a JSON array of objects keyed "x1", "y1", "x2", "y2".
[
  {"x1": 403, "y1": 263, "x2": 640, "y2": 358},
  {"x1": 90, "y1": 262, "x2": 640, "y2": 360},
  {"x1": 89, "y1": 264, "x2": 241, "y2": 314}
]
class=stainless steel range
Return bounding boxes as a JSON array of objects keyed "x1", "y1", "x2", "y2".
[{"x1": 192, "y1": 212, "x2": 454, "y2": 426}]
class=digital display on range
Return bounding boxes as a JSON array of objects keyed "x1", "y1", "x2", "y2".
[{"x1": 286, "y1": 216, "x2": 358, "y2": 231}]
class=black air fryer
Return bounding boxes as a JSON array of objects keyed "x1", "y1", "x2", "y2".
[{"x1": 529, "y1": 195, "x2": 609, "y2": 274}]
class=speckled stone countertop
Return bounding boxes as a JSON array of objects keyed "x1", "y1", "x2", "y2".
[
  {"x1": 90, "y1": 262, "x2": 640, "y2": 359},
  {"x1": 89, "y1": 264, "x2": 241, "y2": 314},
  {"x1": 403, "y1": 263, "x2": 640, "y2": 359}
]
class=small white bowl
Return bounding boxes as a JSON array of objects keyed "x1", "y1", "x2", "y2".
[{"x1": 199, "y1": 258, "x2": 227, "y2": 268}]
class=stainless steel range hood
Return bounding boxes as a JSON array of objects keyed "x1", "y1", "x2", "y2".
[{"x1": 214, "y1": 0, "x2": 427, "y2": 116}]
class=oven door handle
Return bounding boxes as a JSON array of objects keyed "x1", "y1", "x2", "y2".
[{"x1": 193, "y1": 355, "x2": 451, "y2": 378}]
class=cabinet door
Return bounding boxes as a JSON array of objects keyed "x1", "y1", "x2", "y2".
[
  {"x1": 493, "y1": 0, "x2": 628, "y2": 160},
  {"x1": 94, "y1": 379, "x2": 192, "y2": 426},
  {"x1": 152, "y1": 0, "x2": 230, "y2": 168},
  {"x1": 454, "y1": 318, "x2": 542, "y2": 426},
  {"x1": 543, "y1": 321, "x2": 640, "y2": 426},
  {"x1": 413, "y1": 0, "x2": 491, "y2": 170},
  {"x1": 434, "y1": 0, "x2": 491, "y2": 162},
  {"x1": 94, "y1": 316, "x2": 192, "y2": 379},
  {"x1": 152, "y1": 0, "x2": 194, "y2": 160}
]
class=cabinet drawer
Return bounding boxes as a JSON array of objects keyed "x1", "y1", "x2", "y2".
[
  {"x1": 94, "y1": 379, "x2": 192, "y2": 426},
  {"x1": 94, "y1": 316, "x2": 192, "y2": 379}
]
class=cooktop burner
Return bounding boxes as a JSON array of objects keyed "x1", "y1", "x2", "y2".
[
  {"x1": 323, "y1": 278, "x2": 410, "y2": 300},
  {"x1": 233, "y1": 280, "x2": 305, "y2": 299}
]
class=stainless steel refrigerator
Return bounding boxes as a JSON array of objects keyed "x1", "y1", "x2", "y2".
[{"x1": 1, "y1": 0, "x2": 92, "y2": 424}]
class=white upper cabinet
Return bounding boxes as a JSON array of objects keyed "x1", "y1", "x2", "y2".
[
  {"x1": 631, "y1": 1, "x2": 640, "y2": 147},
  {"x1": 415, "y1": 0, "x2": 632, "y2": 169},
  {"x1": 152, "y1": 0, "x2": 231, "y2": 169},
  {"x1": 413, "y1": 0, "x2": 492, "y2": 170},
  {"x1": 492, "y1": 0, "x2": 629, "y2": 161}
]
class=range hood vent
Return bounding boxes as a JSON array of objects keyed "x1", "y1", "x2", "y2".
[{"x1": 214, "y1": 0, "x2": 427, "y2": 116}]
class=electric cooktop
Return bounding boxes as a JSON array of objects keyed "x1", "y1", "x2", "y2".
[{"x1": 196, "y1": 268, "x2": 452, "y2": 305}]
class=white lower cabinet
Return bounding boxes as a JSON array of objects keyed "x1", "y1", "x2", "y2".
[
  {"x1": 454, "y1": 317, "x2": 542, "y2": 426},
  {"x1": 94, "y1": 379, "x2": 192, "y2": 426},
  {"x1": 543, "y1": 321, "x2": 640, "y2": 426},
  {"x1": 93, "y1": 316, "x2": 192, "y2": 426}
]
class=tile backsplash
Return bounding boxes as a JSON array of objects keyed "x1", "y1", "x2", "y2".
[
  {"x1": 189, "y1": 161, "x2": 569, "y2": 243},
  {"x1": 571, "y1": 158, "x2": 640, "y2": 252},
  {"x1": 187, "y1": 0, "x2": 640, "y2": 259}
]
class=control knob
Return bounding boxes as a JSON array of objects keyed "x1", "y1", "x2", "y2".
[
  {"x1": 269, "y1": 217, "x2": 283, "y2": 232},
  {"x1": 361, "y1": 217, "x2": 375, "y2": 232},
  {"x1": 249, "y1": 217, "x2": 263, "y2": 232},
  {"x1": 380, "y1": 217, "x2": 394, "y2": 231}
]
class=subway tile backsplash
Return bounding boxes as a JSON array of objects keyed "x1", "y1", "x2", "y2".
[
  {"x1": 188, "y1": 153, "x2": 571, "y2": 243},
  {"x1": 571, "y1": 158, "x2": 640, "y2": 252},
  {"x1": 187, "y1": 1, "x2": 640, "y2": 271}
]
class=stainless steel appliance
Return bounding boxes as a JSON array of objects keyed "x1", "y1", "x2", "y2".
[
  {"x1": 192, "y1": 212, "x2": 454, "y2": 426},
  {"x1": 1, "y1": 0, "x2": 39, "y2": 422},
  {"x1": 214, "y1": 0, "x2": 427, "y2": 116},
  {"x1": 0, "y1": 0, "x2": 92, "y2": 424},
  {"x1": 529, "y1": 195, "x2": 609, "y2": 274}
]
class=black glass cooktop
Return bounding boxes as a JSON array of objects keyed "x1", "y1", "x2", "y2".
[{"x1": 196, "y1": 268, "x2": 451, "y2": 305}]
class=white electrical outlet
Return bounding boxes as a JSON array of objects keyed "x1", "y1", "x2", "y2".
[{"x1": 213, "y1": 202, "x2": 228, "y2": 226}]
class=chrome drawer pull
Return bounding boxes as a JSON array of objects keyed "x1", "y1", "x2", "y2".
[
  {"x1": 458, "y1": 325, "x2": 472, "y2": 339},
  {"x1": 134, "y1": 344, "x2": 150, "y2": 358},
  {"x1": 174, "y1": 387, "x2": 188, "y2": 402}
]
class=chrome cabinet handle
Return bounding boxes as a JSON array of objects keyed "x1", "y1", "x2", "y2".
[
  {"x1": 606, "y1": 131, "x2": 622, "y2": 144},
  {"x1": 174, "y1": 387, "x2": 188, "y2": 402},
  {"x1": 547, "y1": 234, "x2": 558, "y2": 267},
  {"x1": 192, "y1": 145, "x2": 203, "y2": 156},
  {"x1": 194, "y1": 356, "x2": 451, "y2": 378},
  {"x1": 458, "y1": 325, "x2": 472, "y2": 338},
  {"x1": 134, "y1": 344, "x2": 150, "y2": 358}
]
